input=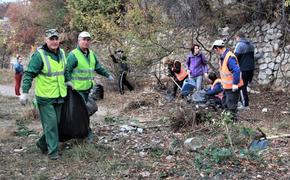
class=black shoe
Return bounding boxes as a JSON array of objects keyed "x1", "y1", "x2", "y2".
[{"x1": 36, "y1": 141, "x2": 48, "y2": 154}]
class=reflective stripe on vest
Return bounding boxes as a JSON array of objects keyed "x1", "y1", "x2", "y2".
[
  {"x1": 211, "y1": 79, "x2": 223, "y2": 100},
  {"x1": 175, "y1": 67, "x2": 188, "y2": 81},
  {"x1": 35, "y1": 49, "x2": 67, "y2": 98},
  {"x1": 71, "y1": 48, "x2": 96, "y2": 90},
  {"x1": 219, "y1": 51, "x2": 244, "y2": 89}
]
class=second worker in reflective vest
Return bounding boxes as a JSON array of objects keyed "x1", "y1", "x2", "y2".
[
  {"x1": 212, "y1": 40, "x2": 244, "y2": 121},
  {"x1": 66, "y1": 31, "x2": 113, "y2": 143}
]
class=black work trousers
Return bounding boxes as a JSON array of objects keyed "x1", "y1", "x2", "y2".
[
  {"x1": 241, "y1": 70, "x2": 254, "y2": 107},
  {"x1": 222, "y1": 89, "x2": 240, "y2": 121},
  {"x1": 119, "y1": 71, "x2": 134, "y2": 94}
]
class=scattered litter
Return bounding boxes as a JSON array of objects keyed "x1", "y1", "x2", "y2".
[
  {"x1": 40, "y1": 167, "x2": 47, "y2": 171},
  {"x1": 262, "y1": 108, "x2": 268, "y2": 113},
  {"x1": 28, "y1": 134, "x2": 37, "y2": 138},
  {"x1": 139, "y1": 151, "x2": 146, "y2": 157},
  {"x1": 140, "y1": 171, "x2": 150, "y2": 177},
  {"x1": 165, "y1": 155, "x2": 173, "y2": 160},
  {"x1": 257, "y1": 175, "x2": 262, "y2": 178},
  {"x1": 249, "y1": 139, "x2": 268, "y2": 151},
  {"x1": 120, "y1": 125, "x2": 136, "y2": 132},
  {"x1": 137, "y1": 128, "x2": 144, "y2": 133},
  {"x1": 184, "y1": 137, "x2": 203, "y2": 151},
  {"x1": 13, "y1": 147, "x2": 26, "y2": 153}
]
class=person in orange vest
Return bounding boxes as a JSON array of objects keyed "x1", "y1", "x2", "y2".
[
  {"x1": 212, "y1": 40, "x2": 244, "y2": 121},
  {"x1": 205, "y1": 72, "x2": 223, "y2": 107},
  {"x1": 163, "y1": 58, "x2": 188, "y2": 98}
]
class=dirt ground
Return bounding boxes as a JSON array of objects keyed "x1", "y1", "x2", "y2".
[{"x1": 0, "y1": 80, "x2": 290, "y2": 179}]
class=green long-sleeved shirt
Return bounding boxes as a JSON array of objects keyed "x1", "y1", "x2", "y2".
[
  {"x1": 22, "y1": 44, "x2": 70, "y2": 105},
  {"x1": 66, "y1": 46, "x2": 110, "y2": 93}
]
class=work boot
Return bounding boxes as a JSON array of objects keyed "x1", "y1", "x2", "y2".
[
  {"x1": 238, "y1": 104, "x2": 250, "y2": 110},
  {"x1": 36, "y1": 141, "x2": 48, "y2": 154},
  {"x1": 165, "y1": 95, "x2": 174, "y2": 102},
  {"x1": 48, "y1": 153, "x2": 59, "y2": 160},
  {"x1": 87, "y1": 128, "x2": 94, "y2": 144}
]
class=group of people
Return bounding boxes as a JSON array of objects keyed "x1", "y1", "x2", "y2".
[
  {"x1": 17, "y1": 28, "x2": 254, "y2": 160},
  {"x1": 18, "y1": 29, "x2": 130, "y2": 160},
  {"x1": 164, "y1": 32, "x2": 255, "y2": 121}
]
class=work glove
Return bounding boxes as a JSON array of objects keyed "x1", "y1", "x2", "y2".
[
  {"x1": 65, "y1": 81, "x2": 74, "y2": 90},
  {"x1": 108, "y1": 75, "x2": 114, "y2": 81},
  {"x1": 203, "y1": 73, "x2": 210, "y2": 83},
  {"x1": 20, "y1": 93, "x2": 28, "y2": 105},
  {"x1": 232, "y1": 84, "x2": 239, "y2": 92}
]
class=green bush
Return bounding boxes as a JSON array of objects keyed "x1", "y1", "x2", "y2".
[
  {"x1": 15, "y1": 121, "x2": 36, "y2": 137},
  {"x1": 194, "y1": 146, "x2": 233, "y2": 172}
]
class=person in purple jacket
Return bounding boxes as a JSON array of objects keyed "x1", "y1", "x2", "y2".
[{"x1": 181, "y1": 44, "x2": 208, "y2": 97}]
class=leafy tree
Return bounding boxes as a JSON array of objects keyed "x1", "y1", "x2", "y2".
[
  {"x1": 68, "y1": 0, "x2": 188, "y2": 76},
  {"x1": 5, "y1": 0, "x2": 68, "y2": 53},
  {"x1": 67, "y1": 0, "x2": 125, "y2": 42},
  {"x1": 0, "y1": 26, "x2": 12, "y2": 68}
]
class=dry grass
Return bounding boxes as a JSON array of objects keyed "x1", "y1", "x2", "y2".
[
  {"x1": 0, "y1": 68, "x2": 14, "y2": 84},
  {"x1": 1, "y1": 80, "x2": 290, "y2": 179}
]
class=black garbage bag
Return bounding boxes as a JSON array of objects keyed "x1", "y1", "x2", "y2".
[
  {"x1": 86, "y1": 97, "x2": 98, "y2": 116},
  {"x1": 89, "y1": 84, "x2": 104, "y2": 100},
  {"x1": 59, "y1": 87, "x2": 89, "y2": 142}
]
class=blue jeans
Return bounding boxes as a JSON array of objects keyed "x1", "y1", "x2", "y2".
[{"x1": 181, "y1": 76, "x2": 203, "y2": 96}]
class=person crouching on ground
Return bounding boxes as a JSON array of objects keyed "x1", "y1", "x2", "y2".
[
  {"x1": 205, "y1": 72, "x2": 223, "y2": 107},
  {"x1": 163, "y1": 57, "x2": 188, "y2": 98}
]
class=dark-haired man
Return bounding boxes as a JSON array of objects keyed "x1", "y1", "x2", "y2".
[
  {"x1": 234, "y1": 32, "x2": 255, "y2": 109},
  {"x1": 109, "y1": 48, "x2": 134, "y2": 94}
]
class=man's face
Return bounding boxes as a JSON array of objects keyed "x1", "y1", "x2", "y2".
[
  {"x1": 115, "y1": 50, "x2": 124, "y2": 59},
  {"x1": 213, "y1": 47, "x2": 221, "y2": 55},
  {"x1": 78, "y1": 37, "x2": 91, "y2": 50},
  {"x1": 45, "y1": 36, "x2": 60, "y2": 51}
]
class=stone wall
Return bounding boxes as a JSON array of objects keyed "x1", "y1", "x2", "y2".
[
  {"x1": 151, "y1": 20, "x2": 290, "y2": 88},
  {"x1": 228, "y1": 21, "x2": 290, "y2": 87}
]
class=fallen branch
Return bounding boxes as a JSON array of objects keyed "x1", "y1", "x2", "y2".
[
  {"x1": 267, "y1": 134, "x2": 290, "y2": 140},
  {"x1": 153, "y1": 73, "x2": 166, "y2": 89}
]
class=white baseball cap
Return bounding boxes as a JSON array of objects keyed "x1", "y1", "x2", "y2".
[
  {"x1": 78, "y1": 31, "x2": 91, "y2": 39},
  {"x1": 211, "y1": 39, "x2": 225, "y2": 49}
]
